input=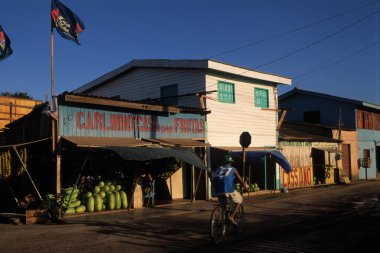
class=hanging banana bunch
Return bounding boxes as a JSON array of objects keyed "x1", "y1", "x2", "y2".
[
  {"x1": 0, "y1": 150, "x2": 12, "y2": 179},
  {"x1": 23, "y1": 148, "x2": 28, "y2": 172},
  {"x1": 6, "y1": 150, "x2": 12, "y2": 178},
  {"x1": 17, "y1": 147, "x2": 28, "y2": 176}
]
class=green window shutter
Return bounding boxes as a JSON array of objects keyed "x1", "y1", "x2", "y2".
[
  {"x1": 160, "y1": 84, "x2": 178, "y2": 105},
  {"x1": 218, "y1": 81, "x2": 235, "y2": 103},
  {"x1": 254, "y1": 88, "x2": 269, "y2": 108}
]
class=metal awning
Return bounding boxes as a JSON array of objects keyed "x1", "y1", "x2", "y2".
[
  {"x1": 312, "y1": 147, "x2": 342, "y2": 153},
  {"x1": 62, "y1": 136, "x2": 152, "y2": 147},
  {"x1": 104, "y1": 146, "x2": 208, "y2": 171},
  {"x1": 61, "y1": 136, "x2": 208, "y2": 171},
  {"x1": 233, "y1": 150, "x2": 292, "y2": 173},
  {"x1": 143, "y1": 138, "x2": 208, "y2": 147}
]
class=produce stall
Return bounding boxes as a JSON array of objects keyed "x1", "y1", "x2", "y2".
[
  {"x1": 0, "y1": 93, "x2": 210, "y2": 220},
  {"x1": 56, "y1": 137, "x2": 208, "y2": 216}
]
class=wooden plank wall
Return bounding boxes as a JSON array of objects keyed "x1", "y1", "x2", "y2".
[{"x1": 0, "y1": 96, "x2": 42, "y2": 130}]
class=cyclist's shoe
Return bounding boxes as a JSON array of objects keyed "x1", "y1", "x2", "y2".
[{"x1": 228, "y1": 216, "x2": 238, "y2": 226}]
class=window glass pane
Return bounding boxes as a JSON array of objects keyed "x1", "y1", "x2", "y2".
[
  {"x1": 218, "y1": 81, "x2": 235, "y2": 103},
  {"x1": 254, "y1": 88, "x2": 269, "y2": 108}
]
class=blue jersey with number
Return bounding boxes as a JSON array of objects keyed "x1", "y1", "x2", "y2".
[{"x1": 212, "y1": 165, "x2": 235, "y2": 194}]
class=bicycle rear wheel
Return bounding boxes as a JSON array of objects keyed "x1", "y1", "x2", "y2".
[
  {"x1": 210, "y1": 206, "x2": 226, "y2": 244},
  {"x1": 234, "y1": 204, "x2": 244, "y2": 233}
]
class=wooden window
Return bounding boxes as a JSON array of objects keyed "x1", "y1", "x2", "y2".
[
  {"x1": 362, "y1": 149, "x2": 371, "y2": 168},
  {"x1": 365, "y1": 112, "x2": 373, "y2": 129},
  {"x1": 218, "y1": 81, "x2": 235, "y2": 103},
  {"x1": 374, "y1": 113, "x2": 380, "y2": 130},
  {"x1": 254, "y1": 88, "x2": 269, "y2": 108},
  {"x1": 160, "y1": 84, "x2": 178, "y2": 105},
  {"x1": 357, "y1": 110, "x2": 374, "y2": 129},
  {"x1": 363, "y1": 149, "x2": 370, "y2": 159},
  {"x1": 304, "y1": 111, "x2": 320, "y2": 124},
  {"x1": 357, "y1": 110, "x2": 364, "y2": 129}
]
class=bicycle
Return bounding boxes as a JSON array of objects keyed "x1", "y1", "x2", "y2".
[{"x1": 209, "y1": 195, "x2": 244, "y2": 244}]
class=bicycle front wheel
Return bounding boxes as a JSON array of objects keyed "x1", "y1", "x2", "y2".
[
  {"x1": 210, "y1": 206, "x2": 226, "y2": 244},
  {"x1": 234, "y1": 204, "x2": 244, "y2": 234}
]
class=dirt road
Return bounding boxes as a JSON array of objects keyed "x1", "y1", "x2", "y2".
[{"x1": 1, "y1": 180, "x2": 379, "y2": 253}]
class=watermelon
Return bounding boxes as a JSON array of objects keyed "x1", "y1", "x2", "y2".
[
  {"x1": 102, "y1": 203, "x2": 106, "y2": 210},
  {"x1": 94, "y1": 186, "x2": 100, "y2": 194},
  {"x1": 120, "y1": 191, "x2": 128, "y2": 209},
  {"x1": 46, "y1": 194, "x2": 55, "y2": 200},
  {"x1": 106, "y1": 180, "x2": 112, "y2": 186},
  {"x1": 87, "y1": 196, "x2": 95, "y2": 212},
  {"x1": 115, "y1": 185, "x2": 122, "y2": 191},
  {"x1": 68, "y1": 199, "x2": 81, "y2": 208},
  {"x1": 99, "y1": 191, "x2": 106, "y2": 198},
  {"x1": 64, "y1": 193, "x2": 78, "y2": 202},
  {"x1": 103, "y1": 185, "x2": 110, "y2": 192},
  {"x1": 98, "y1": 181, "x2": 105, "y2": 188},
  {"x1": 65, "y1": 207, "x2": 76, "y2": 215},
  {"x1": 107, "y1": 192, "x2": 115, "y2": 210},
  {"x1": 64, "y1": 187, "x2": 79, "y2": 196},
  {"x1": 75, "y1": 205, "x2": 86, "y2": 213},
  {"x1": 114, "y1": 191, "x2": 121, "y2": 210},
  {"x1": 94, "y1": 195, "x2": 103, "y2": 212},
  {"x1": 109, "y1": 185, "x2": 115, "y2": 192}
]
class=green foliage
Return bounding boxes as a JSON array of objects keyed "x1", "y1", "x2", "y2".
[{"x1": 0, "y1": 91, "x2": 34, "y2": 99}]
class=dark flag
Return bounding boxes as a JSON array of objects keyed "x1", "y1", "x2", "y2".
[
  {"x1": 0, "y1": 25, "x2": 13, "y2": 61},
  {"x1": 51, "y1": 0, "x2": 85, "y2": 44}
]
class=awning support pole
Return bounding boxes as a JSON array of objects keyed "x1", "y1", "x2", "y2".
[
  {"x1": 192, "y1": 167, "x2": 203, "y2": 203},
  {"x1": 242, "y1": 147, "x2": 246, "y2": 195},
  {"x1": 66, "y1": 155, "x2": 88, "y2": 204},
  {"x1": 264, "y1": 154, "x2": 267, "y2": 191},
  {"x1": 128, "y1": 168, "x2": 138, "y2": 210},
  {"x1": 12, "y1": 146, "x2": 42, "y2": 201},
  {"x1": 248, "y1": 165, "x2": 251, "y2": 200}
]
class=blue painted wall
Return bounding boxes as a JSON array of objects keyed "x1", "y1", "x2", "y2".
[
  {"x1": 280, "y1": 93, "x2": 380, "y2": 180},
  {"x1": 357, "y1": 129, "x2": 380, "y2": 179},
  {"x1": 280, "y1": 94, "x2": 356, "y2": 129},
  {"x1": 59, "y1": 105, "x2": 206, "y2": 139}
]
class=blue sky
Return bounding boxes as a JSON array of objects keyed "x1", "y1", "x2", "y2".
[{"x1": 1, "y1": 0, "x2": 379, "y2": 104}]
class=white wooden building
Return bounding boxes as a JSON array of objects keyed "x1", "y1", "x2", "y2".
[
  {"x1": 74, "y1": 59, "x2": 291, "y2": 149},
  {"x1": 74, "y1": 59, "x2": 292, "y2": 193}
]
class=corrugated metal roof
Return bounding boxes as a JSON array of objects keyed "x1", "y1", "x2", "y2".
[
  {"x1": 279, "y1": 87, "x2": 380, "y2": 110},
  {"x1": 143, "y1": 138, "x2": 208, "y2": 147},
  {"x1": 60, "y1": 92, "x2": 207, "y2": 114},
  {"x1": 62, "y1": 136, "x2": 152, "y2": 148},
  {"x1": 280, "y1": 129, "x2": 340, "y2": 143},
  {"x1": 73, "y1": 59, "x2": 292, "y2": 94}
]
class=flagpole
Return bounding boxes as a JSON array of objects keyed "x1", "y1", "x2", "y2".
[{"x1": 51, "y1": 18, "x2": 60, "y2": 194}]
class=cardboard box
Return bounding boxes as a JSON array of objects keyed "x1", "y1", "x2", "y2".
[{"x1": 25, "y1": 209, "x2": 49, "y2": 224}]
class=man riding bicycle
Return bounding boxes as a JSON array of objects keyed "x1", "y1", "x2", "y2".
[{"x1": 212, "y1": 153, "x2": 248, "y2": 225}]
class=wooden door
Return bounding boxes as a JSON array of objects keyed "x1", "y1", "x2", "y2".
[{"x1": 342, "y1": 144, "x2": 351, "y2": 179}]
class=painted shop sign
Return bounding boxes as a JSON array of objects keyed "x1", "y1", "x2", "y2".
[
  {"x1": 281, "y1": 167, "x2": 313, "y2": 189},
  {"x1": 59, "y1": 105, "x2": 205, "y2": 139}
]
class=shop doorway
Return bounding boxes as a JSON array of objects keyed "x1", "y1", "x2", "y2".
[
  {"x1": 312, "y1": 148, "x2": 325, "y2": 184},
  {"x1": 342, "y1": 144, "x2": 352, "y2": 179}
]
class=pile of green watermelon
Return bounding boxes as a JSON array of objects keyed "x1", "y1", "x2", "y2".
[
  {"x1": 63, "y1": 180, "x2": 128, "y2": 215},
  {"x1": 250, "y1": 183, "x2": 260, "y2": 192},
  {"x1": 62, "y1": 187, "x2": 86, "y2": 214}
]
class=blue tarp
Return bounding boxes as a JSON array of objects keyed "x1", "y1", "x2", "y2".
[{"x1": 232, "y1": 150, "x2": 291, "y2": 173}]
